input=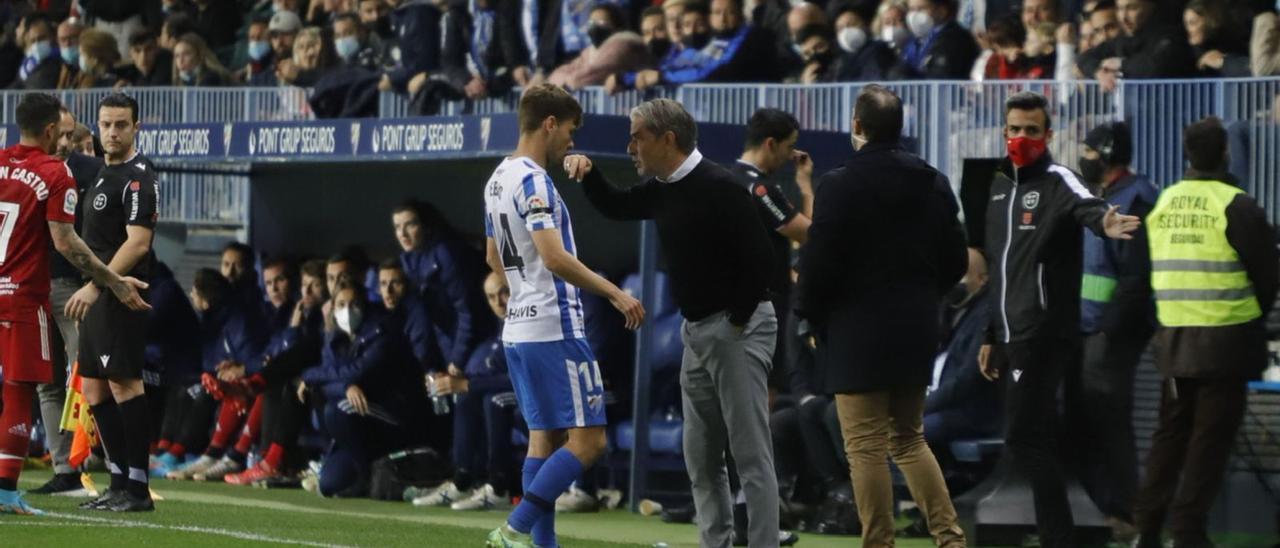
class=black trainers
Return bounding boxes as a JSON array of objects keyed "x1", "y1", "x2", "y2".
[
  {"x1": 104, "y1": 491, "x2": 154, "y2": 512},
  {"x1": 79, "y1": 489, "x2": 123, "y2": 510},
  {"x1": 30, "y1": 473, "x2": 90, "y2": 497}
]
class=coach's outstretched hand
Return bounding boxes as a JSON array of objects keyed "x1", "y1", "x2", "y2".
[
  {"x1": 564, "y1": 154, "x2": 593, "y2": 182},
  {"x1": 1103, "y1": 205, "x2": 1141, "y2": 240},
  {"x1": 610, "y1": 289, "x2": 645, "y2": 330}
]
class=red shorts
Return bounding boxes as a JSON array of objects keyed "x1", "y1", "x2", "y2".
[{"x1": 0, "y1": 306, "x2": 54, "y2": 384}]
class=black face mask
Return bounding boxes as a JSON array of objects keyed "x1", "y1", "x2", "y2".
[
  {"x1": 648, "y1": 37, "x2": 672, "y2": 59},
  {"x1": 715, "y1": 25, "x2": 739, "y2": 39},
  {"x1": 1079, "y1": 156, "x2": 1106, "y2": 185},
  {"x1": 682, "y1": 32, "x2": 710, "y2": 50},
  {"x1": 587, "y1": 23, "x2": 613, "y2": 48},
  {"x1": 365, "y1": 18, "x2": 392, "y2": 39},
  {"x1": 808, "y1": 49, "x2": 834, "y2": 68}
]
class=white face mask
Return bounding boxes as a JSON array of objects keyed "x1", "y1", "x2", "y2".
[
  {"x1": 851, "y1": 131, "x2": 867, "y2": 151},
  {"x1": 881, "y1": 25, "x2": 910, "y2": 48},
  {"x1": 27, "y1": 40, "x2": 52, "y2": 62},
  {"x1": 837, "y1": 27, "x2": 867, "y2": 54},
  {"x1": 334, "y1": 305, "x2": 361, "y2": 335},
  {"x1": 907, "y1": 10, "x2": 935, "y2": 39}
]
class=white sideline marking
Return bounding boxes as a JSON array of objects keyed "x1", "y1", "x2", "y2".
[{"x1": 28, "y1": 512, "x2": 355, "y2": 547}]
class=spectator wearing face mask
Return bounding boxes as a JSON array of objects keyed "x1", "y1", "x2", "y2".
[
  {"x1": 623, "y1": 0, "x2": 779, "y2": 90},
  {"x1": 14, "y1": 14, "x2": 61, "y2": 90},
  {"x1": 901, "y1": 0, "x2": 980, "y2": 79},
  {"x1": 826, "y1": 1, "x2": 898, "y2": 82},
  {"x1": 872, "y1": 0, "x2": 911, "y2": 53},
  {"x1": 250, "y1": 10, "x2": 304, "y2": 86},
  {"x1": 172, "y1": 33, "x2": 230, "y2": 87},
  {"x1": 298, "y1": 280, "x2": 430, "y2": 497},
  {"x1": 235, "y1": 16, "x2": 275, "y2": 84},
  {"x1": 332, "y1": 11, "x2": 387, "y2": 72},
  {"x1": 68, "y1": 29, "x2": 122, "y2": 89},
  {"x1": 605, "y1": 6, "x2": 675, "y2": 94},
  {"x1": 546, "y1": 4, "x2": 650, "y2": 90},
  {"x1": 359, "y1": 0, "x2": 395, "y2": 43},
  {"x1": 780, "y1": 3, "x2": 827, "y2": 82}
]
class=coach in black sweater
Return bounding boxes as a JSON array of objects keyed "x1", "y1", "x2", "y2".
[{"x1": 570, "y1": 98, "x2": 781, "y2": 547}]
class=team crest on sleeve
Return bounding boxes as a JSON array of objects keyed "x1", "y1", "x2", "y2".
[
  {"x1": 129, "y1": 181, "x2": 141, "y2": 191},
  {"x1": 753, "y1": 184, "x2": 767, "y2": 197},
  {"x1": 63, "y1": 188, "x2": 77, "y2": 215}
]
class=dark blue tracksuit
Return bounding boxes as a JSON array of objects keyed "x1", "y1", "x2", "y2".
[
  {"x1": 400, "y1": 238, "x2": 496, "y2": 370},
  {"x1": 451, "y1": 332, "x2": 515, "y2": 491},
  {"x1": 302, "y1": 307, "x2": 429, "y2": 496},
  {"x1": 387, "y1": 294, "x2": 440, "y2": 372},
  {"x1": 200, "y1": 299, "x2": 271, "y2": 375},
  {"x1": 145, "y1": 263, "x2": 202, "y2": 386},
  {"x1": 387, "y1": 0, "x2": 443, "y2": 92},
  {"x1": 924, "y1": 289, "x2": 1002, "y2": 453}
]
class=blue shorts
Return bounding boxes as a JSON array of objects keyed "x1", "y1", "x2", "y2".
[{"x1": 504, "y1": 338, "x2": 607, "y2": 430}]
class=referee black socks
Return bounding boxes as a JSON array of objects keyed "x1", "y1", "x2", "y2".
[
  {"x1": 90, "y1": 401, "x2": 128, "y2": 493},
  {"x1": 118, "y1": 396, "x2": 151, "y2": 499}
]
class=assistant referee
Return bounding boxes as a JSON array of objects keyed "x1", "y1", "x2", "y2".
[{"x1": 66, "y1": 94, "x2": 160, "y2": 513}]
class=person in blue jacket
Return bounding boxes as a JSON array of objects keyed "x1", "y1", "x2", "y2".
[
  {"x1": 299, "y1": 279, "x2": 430, "y2": 497},
  {"x1": 415, "y1": 271, "x2": 516, "y2": 510},
  {"x1": 924, "y1": 248, "x2": 1001, "y2": 469},
  {"x1": 620, "y1": 0, "x2": 778, "y2": 89},
  {"x1": 1070, "y1": 121, "x2": 1158, "y2": 539},
  {"x1": 377, "y1": 258, "x2": 440, "y2": 373},
  {"x1": 392, "y1": 200, "x2": 496, "y2": 376},
  {"x1": 165, "y1": 269, "x2": 271, "y2": 482},
  {"x1": 148, "y1": 261, "x2": 205, "y2": 473}
]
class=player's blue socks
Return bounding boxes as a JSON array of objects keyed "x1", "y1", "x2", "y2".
[
  {"x1": 519, "y1": 457, "x2": 555, "y2": 547},
  {"x1": 510, "y1": 450, "x2": 584, "y2": 545}
]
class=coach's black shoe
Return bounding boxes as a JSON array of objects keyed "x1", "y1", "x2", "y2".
[
  {"x1": 105, "y1": 491, "x2": 154, "y2": 512},
  {"x1": 30, "y1": 473, "x2": 91, "y2": 497},
  {"x1": 79, "y1": 489, "x2": 123, "y2": 510}
]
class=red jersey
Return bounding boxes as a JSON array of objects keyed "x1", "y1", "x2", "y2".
[{"x1": 0, "y1": 144, "x2": 77, "y2": 321}]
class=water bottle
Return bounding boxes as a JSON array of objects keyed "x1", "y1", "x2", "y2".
[{"x1": 428, "y1": 374, "x2": 452, "y2": 415}]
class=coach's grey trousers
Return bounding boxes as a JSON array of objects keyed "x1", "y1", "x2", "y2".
[
  {"x1": 681, "y1": 302, "x2": 779, "y2": 548},
  {"x1": 39, "y1": 277, "x2": 81, "y2": 475}
]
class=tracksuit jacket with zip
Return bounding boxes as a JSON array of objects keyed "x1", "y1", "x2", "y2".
[{"x1": 984, "y1": 153, "x2": 1112, "y2": 343}]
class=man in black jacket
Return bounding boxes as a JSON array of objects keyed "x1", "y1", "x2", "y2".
[
  {"x1": 576, "y1": 98, "x2": 780, "y2": 548},
  {"x1": 977, "y1": 91, "x2": 1141, "y2": 548},
  {"x1": 797, "y1": 85, "x2": 967, "y2": 548},
  {"x1": 1077, "y1": 0, "x2": 1196, "y2": 91}
]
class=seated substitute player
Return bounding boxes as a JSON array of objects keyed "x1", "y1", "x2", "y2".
[
  {"x1": 0, "y1": 92, "x2": 148, "y2": 515},
  {"x1": 483, "y1": 84, "x2": 644, "y2": 548}
]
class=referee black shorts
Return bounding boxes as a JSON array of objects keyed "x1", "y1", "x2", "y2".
[{"x1": 78, "y1": 289, "x2": 149, "y2": 381}]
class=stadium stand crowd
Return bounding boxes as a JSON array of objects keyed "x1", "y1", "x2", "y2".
[
  {"x1": 3, "y1": 0, "x2": 1279, "y2": 113},
  {"x1": 9, "y1": 0, "x2": 1280, "y2": 546}
]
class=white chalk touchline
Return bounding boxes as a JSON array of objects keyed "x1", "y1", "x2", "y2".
[{"x1": 39, "y1": 512, "x2": 357, "y2": 548}]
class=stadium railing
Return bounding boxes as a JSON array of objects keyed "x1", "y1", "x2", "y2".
[{"x1": 10, "y1": 78, "x2": 1279, "y2": 226}]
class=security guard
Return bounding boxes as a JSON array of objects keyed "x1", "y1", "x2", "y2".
[
  {"x1": 1133, "y1": 117, "x2": 1278, "y2": 548},
  {"x1": 1073, "y1": 121, "x2": 1158, "y2": 541}
]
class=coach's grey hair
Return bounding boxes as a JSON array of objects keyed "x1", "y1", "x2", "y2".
[{"x1": 630, "y1": 99, "x2": 697, "y2": 154}]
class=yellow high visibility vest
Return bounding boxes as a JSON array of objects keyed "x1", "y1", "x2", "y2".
[{"x1": 1147, "y1": 179, "x2": 1261, "y2": 327}]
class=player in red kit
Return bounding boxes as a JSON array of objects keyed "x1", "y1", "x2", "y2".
[{"x1": 0, "y1": 93, "x2": 149, "y2": 515}]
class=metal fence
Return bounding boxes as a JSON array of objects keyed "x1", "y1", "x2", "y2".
[
  {"x1": 376, "y1": 78, "x2": 1280, "y2": 222},
  {"x1": 8, "y1": 79, "x2": 1279, "y2": 225}
]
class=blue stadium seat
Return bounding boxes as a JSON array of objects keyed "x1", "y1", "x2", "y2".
[
  {"x1": 621, "y1": 272, "x2": 675, "y2": 319},
  {"x1": 612, "y1": 416, "x2": 684, "y2": 456}
]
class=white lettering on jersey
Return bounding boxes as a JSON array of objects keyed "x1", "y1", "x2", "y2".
[{"x1": 483, "y1": 157, "x2": 585, "y2": 343}]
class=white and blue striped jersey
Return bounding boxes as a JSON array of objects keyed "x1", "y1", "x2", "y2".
[{"x1": 483, "y1": 156, "x2": 586, "y2": 343}]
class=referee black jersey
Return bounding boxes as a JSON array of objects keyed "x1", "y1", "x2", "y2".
[
  {"x1": 82, "y1": 152, "x2": 159, "y2": 280},
  {"x1": 729, "y1": 160, "x2": 796, "y2": 297}
]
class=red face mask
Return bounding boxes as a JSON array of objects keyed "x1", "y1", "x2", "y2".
[{"x1": 1007, "y1": 136, "x2": 1047, "y2": 168}]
